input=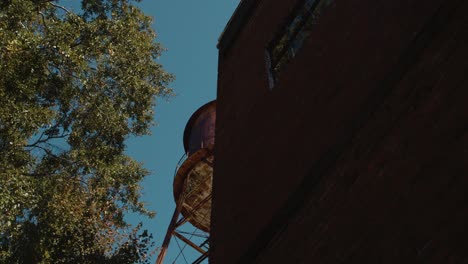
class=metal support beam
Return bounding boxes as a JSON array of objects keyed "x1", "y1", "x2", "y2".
[
  {"x1": 155, "y1": 196, "x2": 184, "y2": 264},
  {"x1": 192, "y1": 251, "x2": 209, "y2": 264},
  {"x1": 200, "y1": 238, "x2": 209, "y2": 249},
  {"x1": 173, "y1": 231, "x2": 207, "y2": 255}
]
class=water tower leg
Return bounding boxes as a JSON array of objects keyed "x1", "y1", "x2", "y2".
[{"x1": 155, "y1": 196, "x2": 184, "y2": 264}]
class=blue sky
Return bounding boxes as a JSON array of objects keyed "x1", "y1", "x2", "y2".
[{"x1": 123, "y1": 1, "x2": 239, "y2": 263}]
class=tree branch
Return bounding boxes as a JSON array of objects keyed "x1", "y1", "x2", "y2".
[
  {"x1": 26, "y1": 128, "x2": 69, "y2": 148},
  {"x1": 49, "y1": 2, "x2": 71, "y2": 14},
  {"x1": 38, "y1": 11, "x2": 50, "y2": 33}
]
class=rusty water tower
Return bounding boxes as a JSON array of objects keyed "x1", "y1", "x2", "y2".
[{"x1": 156, "y1": 100, "x2": 215, "y2": 264}]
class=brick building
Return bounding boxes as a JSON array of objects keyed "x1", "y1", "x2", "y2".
[{"x1": 212, "y1": 0, "x2": 468, "y2": 263}]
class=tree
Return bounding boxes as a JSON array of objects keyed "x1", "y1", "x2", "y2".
[{"x1": 0, "y1": 0, "x2": 173, "y2": 262}]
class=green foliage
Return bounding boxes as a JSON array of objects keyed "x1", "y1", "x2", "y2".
[{"x1": 0, "y1": 0, "x2": 173, "y2": 262}]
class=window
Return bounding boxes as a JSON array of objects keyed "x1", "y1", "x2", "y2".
[{"x1": 266, "y1": 0, "x2": 331, "y2": 89}]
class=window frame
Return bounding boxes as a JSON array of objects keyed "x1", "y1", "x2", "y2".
[{"x1": 266, "y1": 0, "x2": 328, "y2": 89}]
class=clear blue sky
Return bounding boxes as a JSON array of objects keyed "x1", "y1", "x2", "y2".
[{"x1": 122, "y1": 1, "x2": 239, "y2": 263}]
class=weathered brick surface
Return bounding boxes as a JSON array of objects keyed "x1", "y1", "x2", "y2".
[{"x1": 212, "y1": 0, "x2": 468, "y2": 263}]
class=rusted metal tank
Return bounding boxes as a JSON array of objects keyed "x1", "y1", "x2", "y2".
[
  {"x1": 156, "y1": 101, "x2": 215, "y2": 264},
  {"x1": 173, "y1": 148, "x2": 213, "y2": 232},
  {"x1": 183, "y1": 101, "x2": 216, "y2": 155},
  {"x1": 173, "y1": 100, "x2": 216, "y2": 232}
]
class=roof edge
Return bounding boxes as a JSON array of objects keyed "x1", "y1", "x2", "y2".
[{"x1": 217, "y1": 0, "x2": 259, "y2": 53}]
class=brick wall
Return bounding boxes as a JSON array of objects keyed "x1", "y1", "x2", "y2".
[{"x1": 212, "y1": 0, "x2": 468, "y2": 263}]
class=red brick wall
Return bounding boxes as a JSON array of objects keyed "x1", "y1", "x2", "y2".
[{"x1": 212, "y1": 0, "x2": 468, "y2": 263}]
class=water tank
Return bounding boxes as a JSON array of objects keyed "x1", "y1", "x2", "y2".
[
  {"x1": 183, "y1": 101, "x2": 216, "y2": 155},
  {"x1": 173, "y1": 100, "x2": 216, "y2": 232}
]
